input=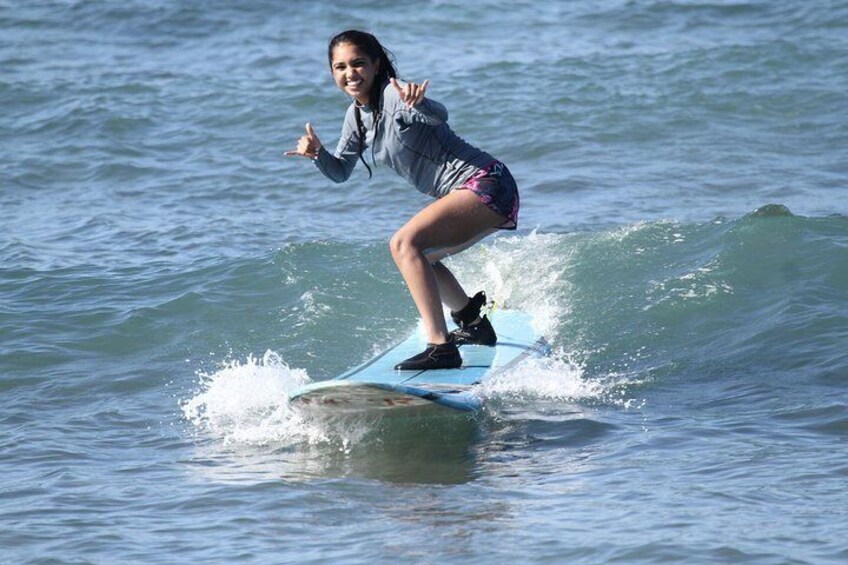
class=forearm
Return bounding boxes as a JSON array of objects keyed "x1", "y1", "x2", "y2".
[
  {"x1": 313, "y1": 146, "x2": 356, "y2": 183},
  {"x1": 403, "y1": 98, "x2": 448, "y2": 126}
]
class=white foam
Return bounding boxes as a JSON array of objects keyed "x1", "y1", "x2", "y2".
[
  {"x1": 181, "y1": 350, "x2": 329, "y2": 446},
  {"x1": 451, "y1": 232, "x2": 645, "y2": 409},
  {"x1": 182, "y1": 231, "x2": 646, "y2": 448},
  {"x1": 478, "y1": 348, "x2": 642, "y2": 410},
  {"x1": 447, "y1": 229, "x2": 574, "y2": 337},
  {"x1": 480, "y1": 349, "x2": 592, "y2": 400}
]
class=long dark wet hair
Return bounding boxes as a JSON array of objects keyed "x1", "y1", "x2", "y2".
[{"x1": 328, "y1": 30, "x2": 398, "y2": 178}]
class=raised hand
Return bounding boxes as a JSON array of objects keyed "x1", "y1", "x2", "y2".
[
  {"x1": 285, "y1": 123, "x2": 322, "y2": 159},
  {"x1": 390, "y1": 78, "x2": 430, "y2": 108}
]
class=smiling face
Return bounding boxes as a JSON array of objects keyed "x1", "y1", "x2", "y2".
[{"x1": 330, "y1": 42, "x2": 380, "y2": 105}]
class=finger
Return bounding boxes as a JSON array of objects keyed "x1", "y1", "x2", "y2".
[
  {"x1": 406, "y1": 83, "x2": 426, "y2": 106},
  {"x1": 285, "y1": 150, "x2": 309, "y2": 158},
  {"x1": 404, "y1": 84, "x2": 416, "y2": 106},
  {"x1": 392, "y1": 78, "x2": 409, "y2": 103},
  {"x1": 420, "y1": 79, "x2": 429, "y2": 96}
]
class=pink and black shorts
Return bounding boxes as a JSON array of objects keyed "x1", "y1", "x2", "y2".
[{"x1": 458, "y1": 160, "x2": 520, "y2": 230}]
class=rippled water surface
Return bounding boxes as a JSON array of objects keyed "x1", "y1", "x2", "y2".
[{"x1": 2, "y1": 1, "x2": 847, "y2": 563}]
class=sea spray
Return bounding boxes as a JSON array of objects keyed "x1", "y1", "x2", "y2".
[
  {"x1": 451, "y1": 231, "x2": 646, "y2": 409},
  {"x1": 480, "y1": 347, "x2": 646, "y2": 411},
  {"x1": 181, "y1": 351, "x2": 381, "y2": 451},
  {"x1": 449, "y1": 229, "x2": 575, "y2": 338},
  {"x1": 181, "y1": 350, "x2": 316, "y2": 445}
]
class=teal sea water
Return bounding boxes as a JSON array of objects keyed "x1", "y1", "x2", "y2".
[{"x1": 3, "y1": 1, "x2": 848, "y2": 562}]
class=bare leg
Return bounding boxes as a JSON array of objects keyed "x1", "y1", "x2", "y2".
[
  {"x1": 390, "y1": 190, "x2": 505, "y2": 344},
  {"x1": 431, "y1": 261, "x2": 468, "y2": 313},
  {"x1": 428, "y1": 225, "x2": 497, "y2": 313}
]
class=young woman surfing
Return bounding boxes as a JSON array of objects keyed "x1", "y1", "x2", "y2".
[{"x1": 285, "y1": 30, "x2": 519, "y2": 371}]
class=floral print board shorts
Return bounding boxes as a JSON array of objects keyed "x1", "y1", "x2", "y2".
[{"x1": 458, "y1": 160, "x2": 520, "y2": 230}]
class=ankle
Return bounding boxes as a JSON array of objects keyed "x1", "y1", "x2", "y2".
[
  {"x1": 451, "y1": 291, "x2": 487, "y2": 326},
  {"x1": 428, "y1": 333, "x2": 452, "y2": 346}
]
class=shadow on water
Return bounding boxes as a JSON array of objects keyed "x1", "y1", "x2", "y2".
[
  {"x1": 180, "y1": 348, "x2": 636, "y2": 487},
  {"x1": 184, "y1": 410, "x2": 484, "y2": 485}
]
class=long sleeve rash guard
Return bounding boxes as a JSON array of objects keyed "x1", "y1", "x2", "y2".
[{"x1": 314, "y1": 81, "x2": 494, "y2": 198}]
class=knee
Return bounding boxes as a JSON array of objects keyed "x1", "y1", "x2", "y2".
[{"x1": 389, "y1": 229, "x2": 419, "y2": 262}]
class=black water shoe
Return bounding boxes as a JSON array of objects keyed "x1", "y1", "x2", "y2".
[
  {"x1": 451, "y1": 314, "x2": 497, "y2": 346},
  {"x1": 451, "y1": 291, "x2": 487, "y2": 327},
  {"x1": 450, "y1": 291, "x2": 497, "y2": 346},
  {"x1": 395, "y1": 340, "x2": 462, "y2": 371}
]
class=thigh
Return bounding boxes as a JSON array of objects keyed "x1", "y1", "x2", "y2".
[
  {"x1": 424, "y1": 228, "x2": 497, "y2": 263},
  {"x1": 396, "y1": 189, "x2": 505, "y2": 260}
]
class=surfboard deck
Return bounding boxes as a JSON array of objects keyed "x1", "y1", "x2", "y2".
[{"x1": 289, "y1": 309, "x2": 550, "y2": 414}]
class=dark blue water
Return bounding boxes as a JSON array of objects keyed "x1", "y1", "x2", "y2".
[{"x1": 2, "y1": 1, "x2": 847, "y2": 563}]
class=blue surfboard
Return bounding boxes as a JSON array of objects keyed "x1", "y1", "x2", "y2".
[{"x1": 289, "y1": 309, "x2": 550, "y2": 414}]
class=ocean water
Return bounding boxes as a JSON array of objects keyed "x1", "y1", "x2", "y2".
[{"x1": 2, "y1": 0, "x2": 847, "y2": 562}]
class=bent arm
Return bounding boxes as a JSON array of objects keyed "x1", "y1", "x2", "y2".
[
  {"x1": 385, "y1": 82, "x2": 449, "y2": 126},
  {"x1": 410, "y1": 97, "x2": 448, "y2": 125},
  {"x1": 313, "y1": 109, "x2": 361, "y2": 183},
  {"x1": 314, "y1": 142, "x2": 357, "y2": 183}
]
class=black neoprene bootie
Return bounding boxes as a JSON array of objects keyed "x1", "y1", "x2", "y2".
[
  {"x1": 394, "y1": 338, "x2": 462, "y2": 371},
  {"x1": 452, "y1": 315, "x2": 497, "y2": 346},
  {"x1": 450, "y1": 291, "x2": 497, "y2": 346}
]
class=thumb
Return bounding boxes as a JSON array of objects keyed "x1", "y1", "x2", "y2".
[
  {"x1": 390, "y1": 78, "x2": 403, "y2": 92},
  {"x1": 305, "y1": 122, "x2": 316, "y2": 139}
]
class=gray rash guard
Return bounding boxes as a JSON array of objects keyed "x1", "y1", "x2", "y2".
[{"x1": 314, "y1": 82, "x2": 494, "y2": 198}]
